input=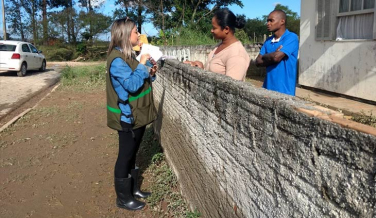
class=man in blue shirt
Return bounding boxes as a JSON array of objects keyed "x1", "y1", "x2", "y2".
[{"x1": 256, "y1": 10, "x2": 299, "y2": 96}]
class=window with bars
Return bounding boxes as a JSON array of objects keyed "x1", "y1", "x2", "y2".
[{"x1": 316, "y1": 0, "x2": 376, "y2": 40}]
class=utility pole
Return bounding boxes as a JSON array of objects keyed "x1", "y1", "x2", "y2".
[{"x1": 1, "y1": 0, "x2": 6, "y2": 40}]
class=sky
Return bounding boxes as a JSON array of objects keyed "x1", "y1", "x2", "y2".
[
  {"x1": 230, "y1": 0, "x2": 301, "y2": 18},
  {"x1": 0, "y1": 0, "x2": 301, "y2": 38}
]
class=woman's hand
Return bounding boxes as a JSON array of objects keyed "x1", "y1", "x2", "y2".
[
  {"x1": 140, "y1": 54, "x2": 151, "y2": 65},
  {"x1": 193, "y1": 61, "x2": 204, "y2": 69},
  {"x1": 150, "y1": 65, "x2": 158, "y2": 77},
  {"x1": 184, "y1": 60, "x2": 204, "y2": 69}
]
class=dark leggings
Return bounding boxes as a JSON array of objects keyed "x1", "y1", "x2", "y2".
[{"x1": 115, "y1": 122, "x2": 146, "y2": 178}]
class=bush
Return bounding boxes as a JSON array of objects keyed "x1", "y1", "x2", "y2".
[
  {"x1": 42, "y1": 47, "x2": 75, "y2": 61},
  {"x1": 86, "y1": 46, "x2": 108, "y2": 61},
  {"x1": 150, "y1": 27, "x2": 217, "y2": 46},
  {"x1": 76, "y1": 43, "x2": 87, "y2": 55},
  {"x1": 351, "y1": 111, "x2": 376, "y2": 128},
  {"x1": 150, "y1": 26, "x2": 252, "y2": 46},
  {"x1": 235, "y1": 29, "x2": 252, "y2": 44}
]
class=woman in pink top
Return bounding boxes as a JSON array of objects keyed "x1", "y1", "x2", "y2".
[{"x1": 185, "y1": 8, "x2": 250, "y2": 81}]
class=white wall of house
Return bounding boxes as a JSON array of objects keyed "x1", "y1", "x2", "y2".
[{"x1": 299, "y1": 0, "x2": 376, "y2": 102}]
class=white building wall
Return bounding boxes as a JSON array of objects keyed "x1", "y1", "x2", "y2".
[{"x1": 299, "y1": 0, "x2": 376, "y2": 102}]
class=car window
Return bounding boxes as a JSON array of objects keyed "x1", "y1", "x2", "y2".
[
  {"x1": 22, "y1": 44, "x2": 31, "y2": 52},
  {"x1": 0, "y1": 44, "x2": 16, "y2": 51},
  {"x1": 29, "y1": 44, "x2": 38, "y2": 53}
]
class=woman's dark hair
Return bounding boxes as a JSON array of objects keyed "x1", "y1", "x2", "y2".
[{"x1": 214, "y1": 8, "x2": 246, "y2": 32}]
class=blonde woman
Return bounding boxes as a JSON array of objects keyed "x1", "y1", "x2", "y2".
[{"x1": 106, "y1": 17, "x2": 157, "y2": 211}]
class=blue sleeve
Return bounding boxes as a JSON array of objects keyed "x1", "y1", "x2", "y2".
[
  {"x1": 110, "y1": 58, "x2": 150, "y2": 93},
  {"x1": 151, "y1": 75, "x2": 156, "y2": 82},
  {"x1": 260, "y1": 44, "x2": 266, "y2": 55},
  {"x1": 280, "y1": 34, "x2": 299, "y2": 57}
]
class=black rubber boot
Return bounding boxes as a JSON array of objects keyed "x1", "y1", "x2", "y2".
[
  {"x1": 115, "y1": 176, "x2": 145, "y2": 210},
  {"x1": 131, "y1": 167, "x2": 151, "y2": 199}
]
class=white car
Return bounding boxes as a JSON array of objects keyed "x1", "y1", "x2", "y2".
[{"x1": 0, "y1": 40, "x2": 46, "y2": 77}]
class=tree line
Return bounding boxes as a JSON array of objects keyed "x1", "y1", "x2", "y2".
[{"x1": 2, "y1": 0, "x2": 299, "y2": 46}]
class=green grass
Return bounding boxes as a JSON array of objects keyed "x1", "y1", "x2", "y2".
[
  {"x1": 60, "y1": 64, "x2": 106, "y2": 90},
  {"x1": 139, "y1": 127, "x2": 201, "y2": 217},
  {"x1": 0, "y1": 107, "x2": 59, "y2": 134},
  {"x1": 351, "y1": 111, "x2": 376, "y2": 128},
  {"x1": 31, "y1": 106, "x2": 60, "y2": 117}
]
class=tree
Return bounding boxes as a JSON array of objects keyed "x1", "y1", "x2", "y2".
[
  {"x1": 6, "y1": 0, "x2": 29, "y2": 41},
  {"x1": 41, "y1": 0, "x2": 48, "y2": 44},
  {"x1": 78, "y1": 0, "x2": 105, "y2": 43},
  {"x1": 50, "y1": 0, "x2": 77, "y2": 44},
  {"x1": 33, "y1": 0, "x2": 72, "y2": 44},
  {"x1": 48, "y1": 10, "x2": 70, "y2": 42},
  {"x1": 79, "y1": 11, "x2": 111, "y2": 42},
  {"x1": 146, "y1": 0, "x2": 243, "y2": 40},
  {"x1": 48, "y1": 8, "x2": 80, "y2": 43},
  {"x1": 243, "y1": 17, "x2": 269, "y2": 43},
  {"x1": 113, "y1": 0, "x2": 150, "y2": 33},
  {"x1": 22, "y1": 0, "x2": 41, "y2": 43},
  {"x1": 0, "y1": 33, "x2": 12, "y2": 40},
  {"x1": 144, "y1": 0, "x2": 174, "y2": 38}
]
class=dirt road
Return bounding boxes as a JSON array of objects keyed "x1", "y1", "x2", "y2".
[
  {"x1": 0, "y1": 84, "x2": 154, "y2": 217},
  {"x1": 0, "y1": 62, "x2": 187, "y2": 218},
  {"x1": 0, "y1": 69, "x2": 60, "y2": 120},
  {"x1": 0, "y1": 61, "x2": 104, "y2": 125}
]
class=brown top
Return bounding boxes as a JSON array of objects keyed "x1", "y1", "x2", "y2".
[{"x1": 205, "y1": 41, "x2": 250, "y2": 81}]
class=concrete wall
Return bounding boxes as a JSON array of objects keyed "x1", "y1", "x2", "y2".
[
  {"x1": 159, "y1": 44, "x2": 265, "y2": 77},
  {"x1": 153, "y1": 59, "x2": 376, "y2": 218},
  {"x1": 299, "y1": 0, "x2": 376, "y2": 102}
]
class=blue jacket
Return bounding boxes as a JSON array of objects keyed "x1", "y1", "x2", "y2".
[{"x1": 109, "y1": 50, "x2": 156, "y2": 124}]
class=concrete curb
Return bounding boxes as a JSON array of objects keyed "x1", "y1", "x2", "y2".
[
  {"x1": 295, "y1": 106, "x2": 376, "y2": 136},
  {"x1": 0, "y1": 83, "x2": 61, "y2": 133}
]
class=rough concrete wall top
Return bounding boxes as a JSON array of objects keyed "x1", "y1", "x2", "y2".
[{"x1": 153, "y1": 59, "x2": 376, "y2": 218}]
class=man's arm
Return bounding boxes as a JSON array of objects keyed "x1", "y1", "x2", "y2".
[{"x1": 255, "y1": 45, "x2": 285, "y2": 67}]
